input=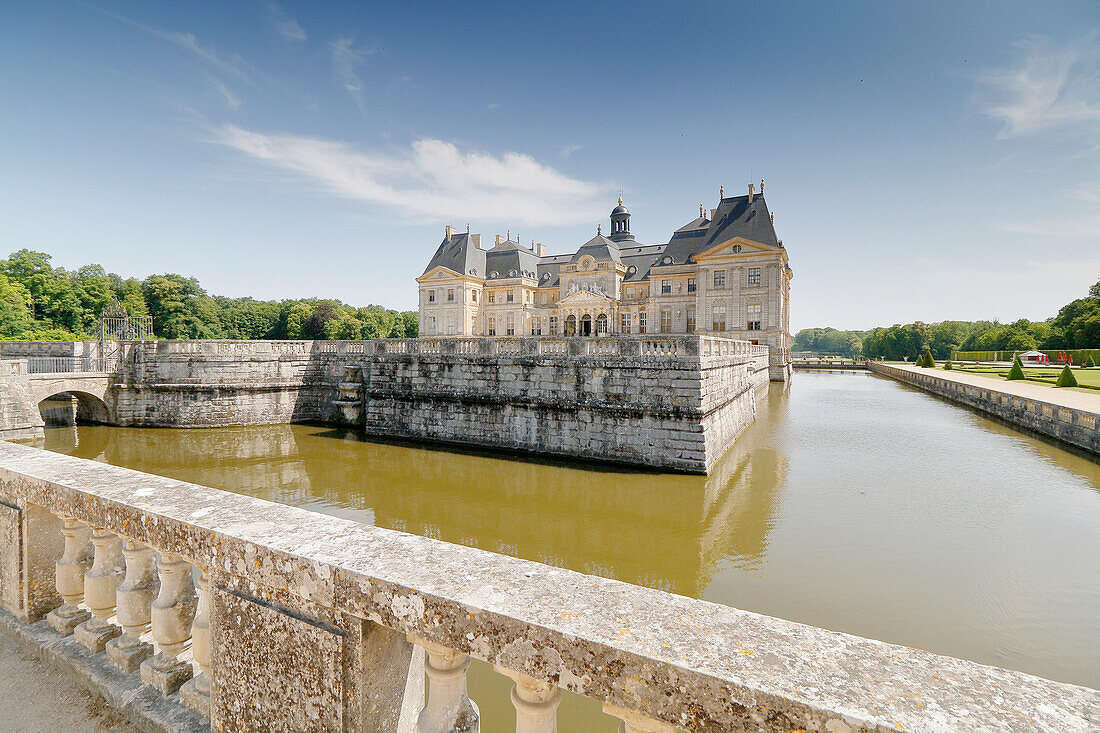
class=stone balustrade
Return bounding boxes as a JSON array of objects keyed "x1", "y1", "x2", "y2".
[{"x1": 0, "y1": 441, "x2": 1095, "y2": 732}]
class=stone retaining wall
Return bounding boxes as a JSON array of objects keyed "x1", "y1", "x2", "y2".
[{"x1": 869, "y1": 363, "x2": 1100, "y2": 454}]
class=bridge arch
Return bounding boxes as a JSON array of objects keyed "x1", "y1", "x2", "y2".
[
  {"x1": 30, "y1": 375, "x2": 114, "y2": 425},
  {"x1": 37, "y1": 390, "x2": 112, "y2": 425}
]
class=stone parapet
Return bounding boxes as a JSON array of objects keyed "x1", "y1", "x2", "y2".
[
  {"x1": 0, "y1": 441, "x2": 1095, "y2": 732},
  {"x1": 870, "y1": 363, "x2": 1100, "y2": 455}
]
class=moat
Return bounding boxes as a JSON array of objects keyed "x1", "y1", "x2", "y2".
[{"x1": 40, "y1": 370, "x2": 1100, "y2": 727}]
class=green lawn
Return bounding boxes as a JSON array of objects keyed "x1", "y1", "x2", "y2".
[{"x1": 943, "y1": 363, "x2": 1100, "y2": 392}]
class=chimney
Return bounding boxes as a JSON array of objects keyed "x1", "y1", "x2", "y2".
[
  {"x1": 445, "y1": 225, "x2": 456, "y2": 239},
  {"x1": 536, "y1": 242, "x2": 546, "y2": 257},
  {"x1": 471, "y1": 233, "x2": 482, "y2": 249},
  {"x1": 748, "y1": 183, "x2": 755, "y2": 204},
  {"x1": 495, "y1": 234, "x2": 505, "y2": 245}
]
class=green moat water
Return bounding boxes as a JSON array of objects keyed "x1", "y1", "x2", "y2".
[{"x1": 41, "y1": 370, "x2": 1100, "y2": 727}]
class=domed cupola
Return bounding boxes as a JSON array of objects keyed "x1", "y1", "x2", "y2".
[{"x1": 609, "y1": 196, "x2": 635, "y2": 243}]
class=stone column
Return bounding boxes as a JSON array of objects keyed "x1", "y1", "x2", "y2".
[
  {"x1": 494, "y1": 666, "x2": 561, "y2": 733},
  {"x1": 180, "y1": 567, "x2": 211, "y2": 715},
  {"x1": 602, "y1": 704, "x2": 676, "y2": 733},
  {"x1": 409, "y1": 636, "x2": 480, "y2": 732},
  {"x1": 45, "y1": 517, "x2": 92, "y2": 635},
  {"x1": 105, "y1": 539, "x2": 157, "y2": 672},
  {"x1": 74, "y1": 528, "x2": 124, "y2": 652},
  {"x1": 140, "y1": 553, "x2": 197, "y2": 695}
]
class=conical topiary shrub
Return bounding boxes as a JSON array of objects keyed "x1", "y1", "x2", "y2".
[
  {"x1": 920, "y1": 349, "x2": 935, "y2": 368},
  {"x1": 1007, "y1": 357, "x2": 1025, "y2": 380},
  {"x1": 1056, "y1": 364, "x2": 1078, "y2": 387},
  {"x1": 1086, "y1": 355, "x2": 1097, "y2": 369},
  {"x1": 944, "y1": 359, "x2": 953, "y2": 370}
]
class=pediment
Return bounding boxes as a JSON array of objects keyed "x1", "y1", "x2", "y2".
[
  {"x1": 695, "y1": 236, "x2": 779, "y2": 261},
  {"x1": 415, "y1": 266, "x2": 462, "y2": 282},
  {"x1": 559, "y1": 289, "x2": 613, "y2": 304}
]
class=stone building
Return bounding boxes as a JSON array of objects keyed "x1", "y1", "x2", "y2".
[{"x1": 417, "y1": 184, "x2": 792, "y2": 377}]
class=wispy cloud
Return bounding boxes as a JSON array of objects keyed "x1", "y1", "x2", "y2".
[
  {"x1": 262, "y1": 1, "x2": 306, "y2": 41},
  {"x1": 331, "y1": 38, "x2": 374, "y2": 112},
  {"x1": 977, "y1": 32, "x2": 1100, "y2": 138},
  {"x1": 1000, "y1": 182, "x2": 1100, "y2": 239},
  {"x1": 560, "y1": 144, "x2": 582, "y2": 158},
  {"x1": 211, "y1": 125, "x2": 609, "y2": 226}
]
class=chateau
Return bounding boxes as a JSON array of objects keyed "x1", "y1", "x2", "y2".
[{"x1": 417, "y1": 184, "x2": 792, "y2": 378}]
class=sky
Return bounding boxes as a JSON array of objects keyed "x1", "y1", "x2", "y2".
[{"x1": 1, "y1": 1, "x2": 1098, "y2": 332}]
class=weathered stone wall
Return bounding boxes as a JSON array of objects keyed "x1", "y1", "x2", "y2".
[
  {"x1": 4, "y1": 337, "x2": 771, "y2": 472},
  {"x1": 0, "y1": 360, "x2": 44, "y2": 441},
  {"x1": 870, "y1": 362, "x2": 1100, "y2": 454}
]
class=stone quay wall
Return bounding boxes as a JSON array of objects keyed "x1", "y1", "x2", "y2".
[
  {"x1": 0, "y1": 441, "x2": 1095, "y2": 733},
  {"x1": 357, "y1": 336, "x2": 769, "y2": 473},
  {"x1": 4, "y1": 336, "x2": 769, "y2": 472},
  {"x1": 870, "y1": 362, "x2": 1100, "y2": 454}
]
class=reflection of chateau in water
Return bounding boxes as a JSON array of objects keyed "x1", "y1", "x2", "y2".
[{"x1": 43, "y1": 393, "x2": 789, "y2": 599}]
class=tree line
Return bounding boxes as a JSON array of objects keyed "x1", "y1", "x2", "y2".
[
  {"x1": 0, "y1": 249, "x2": 418, "y2": 341},
  {"x1": 793, "y1": 279, "x2": 1100, "y2": 360}
]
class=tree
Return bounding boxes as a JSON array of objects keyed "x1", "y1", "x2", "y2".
[
  {"x1": 1055, "y1": 364, "x2": 1078, "y2": 387},
  {"x1": 0, "y1": 273, "x2": 34, "y2": 336},
  {"x1": 142, "y1": 274, "x2": 222, "y2": 339},
  {"x1": 1007, "y1": 357, "x2": 1025, "y2": 380},
  {"x1": 302, "y1": 300, "x2": 341, "y2": 340},
  {"x1": 396, "y1": 310, "x2": 418, "y2": 337}
]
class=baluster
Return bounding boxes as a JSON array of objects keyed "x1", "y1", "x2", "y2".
[
  {"x1": 74, "y1": 528, "x2": 124, "y2": 652},
  {"x1": 105, "y1": 539, "x2": 157, "y2": 672},
  {"x1": 180, "y1": 567, "x2": 211, "y2": 715},
  {"x1": 46, "y1": 517, "x2": 92, "y2": 635},
  {"x1": 602, "y1": 704, "x2": 676, "y2": 733},
  {"x1": 408, "y1": 635, "x2": 480, "y2": 732},
  {"x1": 140, "y1": 553, "x2": 197, "y2": 695},
  {"x1": 494, "y1": 666, "x2": 560, "y2": 733}
]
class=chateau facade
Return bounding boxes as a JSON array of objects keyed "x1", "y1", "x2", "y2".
[{"x1": 417, "y1": 185, "x2": 792, "y2": 378}]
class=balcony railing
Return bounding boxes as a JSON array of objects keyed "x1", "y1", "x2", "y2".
[
  {"x1": 0, "y1": 442, "x2": 1094, "y2": 732},
  {"x1": 25, "y1": 357, "x2": 120, "y2": 374}
]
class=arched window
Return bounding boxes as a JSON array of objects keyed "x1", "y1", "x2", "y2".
[
  {"x1": 565, "y1": 315, "x2": 577, "y2": 335},
  {"x1": 581, "y1": 313, "x2": 592, "y2": 336},
  {"x1": 596, "y1": 313, "x2": 608, "y2": 335}
]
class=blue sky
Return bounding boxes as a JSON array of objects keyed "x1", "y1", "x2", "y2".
[{"x1": 1, "y1": 1, "x2": 1098, "y2": 331}]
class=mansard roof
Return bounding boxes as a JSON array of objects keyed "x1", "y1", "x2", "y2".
[
  {"x1": 657, "y1": 193, "x2": 779, "y2": 267},
  {"x1": 568, "y1": 234, "x2": 622, "y2": 265},
  {"x1": 485, "y1": 239, "x2": 541, "y2": 280},
  {"x1": 422, "y1": 232, "x2": 486, "y2": 277}
]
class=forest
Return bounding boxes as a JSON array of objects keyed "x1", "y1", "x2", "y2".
[
  {"x1": 0, "y1": 249, "x2": 417, "y2": 341},
  {"x1": 792, "y1": 280, "x2": 1100, "y2": 360}
]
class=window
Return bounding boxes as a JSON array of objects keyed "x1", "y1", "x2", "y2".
[
  {"x1": 712, "y1": 305, "x2": 726, "y2": 331},
  {"x1": 747, "y1": 321, "x2": 762, "y2": 331},
  {"x1": 748, "y1": 268, "x2": 761, "y2": 285},
  {"x1": 686, "y1": 308, "x2": 695, "y2": 333},
  {"x1": 488, "y1": 317, "x2": 495, "y2": 336},
  {"x1": 525, "y1": 290, "x2": 531, "y2": 303},
  {"x1": 596, "y1": 313, "x2": 608, "y2": 334},
  {"x1": 565, "y1": 315, "x2": 576, "y2": 335},
  {"x1": 447, "y1": 288, "x2": 455, "y2": 302},
  {"x1": 428, "y1": 289, "x2": 436, "y2": 302},
  {"x1": 428, "y1": 316, "x2": 437, "y2": 335},
  {"x1": 747, "y1": 303, "x2": 762, "y2": 318},
  {"x1": 549, "y1": 316, "x2": 559, "y2": 335},
  {"x1": 638, "y1": 312, "x2": 647, "y2": 334},
  {"x1": 713, "y1": 270, "x2": 726, "y2": 288},
  {"x1": 660, "y1": 309, "x2": 672, "y2": 333},
  {"x1": 472, "y1": 291, "x2": 478, "y2": 303},
  {"x1": 446, "y1": 316, "x2": 455, "y2": 335},
  {"x1": 507, "y1": 290, "x2": 514, "y2": 303},
  {"x1": 661, "y1": 280, "x2": 671, "y2": 294},
  {"x1": 687, "y1": 277, "x2": 696, "y2": 293},
  {"x1": 488, "y1": 292, "x2": 495, "y2": 304},
  {"x1": 506, "y1": 316, "x2": 515, "y2": 336},
  {"x1": 621, "y1": 313, "x2": 631, "y2": 334}
]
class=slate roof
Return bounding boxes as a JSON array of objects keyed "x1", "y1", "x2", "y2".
[
  {"x1": 485, "y1": 239, "x2": 541, "y2": 280},
  {"x1": 567, "y1": 234, "x2": 623, "y2": 265},
  {"x1": 422, "y1": 233, "x2": 486, "y2": 277},
  {"x1": 426, "y1": 194, "x2": 780, "y2": 284}
]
